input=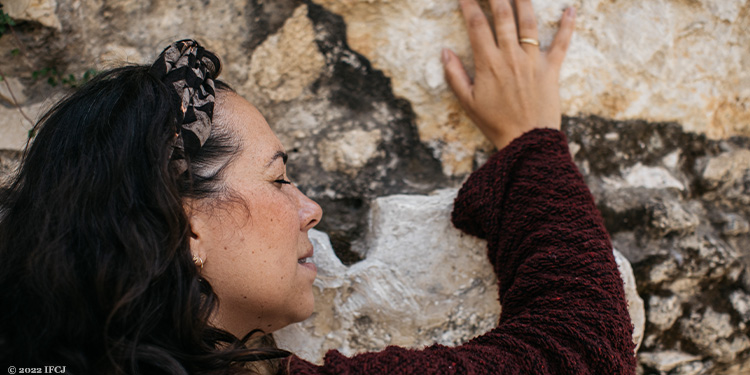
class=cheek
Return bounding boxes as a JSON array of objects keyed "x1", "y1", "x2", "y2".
[
  {"x1": 229, "y1": 189, "x2": 300, "y2": 273},
  {"x1": 250, "y1": 188, "x2": 300, "y2": 237}
]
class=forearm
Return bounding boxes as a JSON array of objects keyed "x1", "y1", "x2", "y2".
[{"x1": 452, "y1": 128, "x2": 636, "y2": 373}]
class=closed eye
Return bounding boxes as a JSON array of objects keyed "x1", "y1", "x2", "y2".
[{"x1": 274, "y1": 179, "x2": 292, "y2": 185}]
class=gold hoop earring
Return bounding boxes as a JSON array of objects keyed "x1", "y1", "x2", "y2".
[{"x1": 192, "y1": 255, "x2": 204, "y2": 270}]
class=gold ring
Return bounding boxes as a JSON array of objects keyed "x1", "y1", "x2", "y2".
[{"x1": 519, "y1": 38, "x2": 540, "y2": 46}]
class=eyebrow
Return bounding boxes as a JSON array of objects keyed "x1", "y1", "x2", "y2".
[{"x1": 265, "y1": 150, "x2": 288, "y2": 168}]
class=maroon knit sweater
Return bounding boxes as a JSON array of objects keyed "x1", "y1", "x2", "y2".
[{"x1": 288, "y1": 129, "x2": 636, "y2": 374}]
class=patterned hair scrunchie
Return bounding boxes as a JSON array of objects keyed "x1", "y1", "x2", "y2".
[{"x1": 149, "y1": 39, "x2": 222, "y2": 175}]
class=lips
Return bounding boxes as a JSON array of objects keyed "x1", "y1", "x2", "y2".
[{"x1": 298, "y1": 246, "x2": 316, "y2": 272}]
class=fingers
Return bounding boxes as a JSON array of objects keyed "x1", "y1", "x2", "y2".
[
  {"x1": 514, "y1": 0, "x2": 540, "y2": 56},
  {"x1": 459, "y1": 0, "x2": 497, "y2": 64},
  {"x1": 489, "y1": 0, "x2": 518, "y2": 49},
  {"x1": 547, "y1": 7, "x2": 577, "y2": 69},
  {"x1": 442, "y1": 48, "x2": 473, "y2": 106}
]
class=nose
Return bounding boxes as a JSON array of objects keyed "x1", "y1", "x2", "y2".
[{"x1": 296, "y1": 187, "x2": 323, "y2": 231}]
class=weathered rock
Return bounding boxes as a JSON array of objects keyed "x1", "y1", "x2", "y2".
[
  {"x1": 317, "y1": 128, "x2": 383, "y2": 177},
  {"x1": 671, "y1": 361, "x2": 707, "y2": 375},
  {"x1": 275, "y1": 190, "x2": 500, "y2": 360},
  {"x1": 616, "y1": 246, "x2": 646, "y2": 352},
  {"x1": 560, "y1": 117, "x2": 750, "y2": 372},
  {"x1": 720, "y1": 213, "x2": 750, "y2": 237},
  {"x1": 1, "y1": 1, "x2": 750, "y2": 372},
  {"x1": 647, "y1": 197, "x2": 700, "y2": 238},
  {"x1": 275, "y1": 189, "x2": 645, "y2": 363},
  {"x1": 731, "y1": 290, "x2": 750, "y2": 323},
  {"x1": 313, "y1": 0, "x2": 750, "y2": 175},
  {"x1": 0, "y1": 76, "x2": 29, "y2": 105},
  {"x1": 679, "y1": 307, "x2": 750, "y2": 364},
  {"x1": 0, "y1": 100, "x2": 49, "y2": 150},
  {"x1": 0, "y1": 149, "x2": 21, "y2": 188},
  {"x1": 638, "y1": 350, "x2": 702, "y2": 373},
  {"x1": 4, "y1": 0, "x2": 749, "y2": 174},
  {"x1": 243, "y1": 5, "x2": 325, "y2": 103},
  {"x1": 647, "y1": 294, "x2": 682, "y2": 332},
  {"x1": 4, "y1": 0, "x2": 61, "y2": 30},
  {"x1": 700, "y1": 149, "x2": 750, "y2": 206}
]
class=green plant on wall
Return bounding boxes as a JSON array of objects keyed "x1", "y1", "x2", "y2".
[
  {"x1": 0, "y1": 4, "x2": 15, "y2": 39},
  {"x1": 31, "y1": 67, "x2": 98, "y2": 88},
  {"x1": 1, "y1": 3, "x2": 98, "y2": 138},
  {"x1": 1, "y1": 5, "x2": 98, "y2": 87},
  {"x1": 1, "y1": 4, "x2": 18, "y2": 83}
]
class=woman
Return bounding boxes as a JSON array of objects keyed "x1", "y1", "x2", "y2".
[{"x1": 0, "y1": 0, "x2": 635, "y2": 373}]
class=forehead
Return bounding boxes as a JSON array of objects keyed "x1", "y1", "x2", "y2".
[{"x1": 214, "y1": 92, "x2": 284, "y2": 161}]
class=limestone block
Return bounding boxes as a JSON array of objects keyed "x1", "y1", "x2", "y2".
[
  {"x1": 0, "y1": 149, "x2": 21, "y2": 187},
  {"x1": 730, "y1": 290, "x2": 750, "y2": 323},
  {"x1": 647, "y1": 198, "x2": 700, "y2": 237},
  {"x1": 0, "y1": 77, "x2": 29, "y2": 105},
  {"x1": 314, "y1": 0, "x2": 750, "y2": 175},
  {"x1": 623, "y1": 164, "x2": 685, "y2": 191},
  {"x1": 719, "y1": 213, "x2": 750, "y2": 237},
  {"x1": 48, "y1": 0, "x2": 256, "y2": 76},
  {"x1": 647, "y1": 294, "x2": 683, "y2": 331},
  {"x1": 317, "y1": 128, "x2": 383, "y2": 176},
  {"x1": 275, "y1": 188, "x2": 645, "y2": 363},
  {"x1": 679, "y1": 306, "x2": 750, "y2": 363},
  {"x1": 275, "y1": 189, "x2": 500, "y2": 361},
  {"x1": 701, "y1": 149, "x2": 750, "y2": 190},
  {"x1": 615, "y1": 247, "x2": 645, "y2": 352},
  {"x1": 671, "y1": 361, "x2": 707, "y2": 375},
  {"x1": 0, "y1": 0, "x2": 279, "y2": 150},
  {"x1": 0, "y1": 101, "x2": 49, "y2": 150},
  {"x1": 244, "y1": 5, "x2": 326, "y2": 103},
  {"x1": 638, "y1": 350, "x2": 702, "y2": 373},
  {"x1": 4, "y1": 0, "x2": 61, "y2": 30}
]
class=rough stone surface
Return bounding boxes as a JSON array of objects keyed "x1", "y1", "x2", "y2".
[
  {"x1": 0, "y1": 76, "x2": 29, "y2": 105},
  {"x1": 3, "y1": 0, "x2": 749, "y2": 171},
  {"x1": 568, "y1": 118, "x2": 750, "y2": 374},
  {"x1": 317, "y1": 128, "x2": 383, "y2": 176},
  {"x1": 616, "y1": 245, "x2": 646, "y2": 353},
  {"x1": 647, "y1": 294, "x2": 683, "y2": 332},
  {"x1": 731, "y1": 290, "x2": 750, "y2": 323},
  {"x1": 274, "y1": 190, "x2": 644, "y2": 363},
  {"x1": 274, "y1": 190, "x2": 500, "y2": 359},
  {"x1": 1, "y1": 1, "x2": 750, "y2": 373},
  {"x1": 315, "y1": 0, "x2": 750, "y2": 174},
  {"x1": 0, "y1": 149, "x2": 21, "y2": 188},
  {"x1": 244, "y1": 5, "x2": 325, "y2": 103},
  {"x1": 4, "y1": 0, "x2": 61, "y2": 30},
  {"x1": 679, "y1": 307, "x2": 750, "y2": 364},
  {"x1": 638, "y1": 351, "x2": 702, "y2": 373}
]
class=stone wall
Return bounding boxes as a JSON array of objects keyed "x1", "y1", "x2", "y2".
[{"x1": 1, "y1": 0, "x2": 749, "y2": 373}]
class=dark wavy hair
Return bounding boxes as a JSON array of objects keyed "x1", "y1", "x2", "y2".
[{"x1": 0, "y1": 65, "x2": 290, "y2": 374}]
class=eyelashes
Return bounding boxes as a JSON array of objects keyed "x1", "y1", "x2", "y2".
[{"x1": 274, "y1": 179, "x2": 292, "y2": 185}]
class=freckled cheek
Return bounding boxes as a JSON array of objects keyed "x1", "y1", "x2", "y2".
[{"x1": 256, "y1": 195, "x2": 300, "y2": 235}]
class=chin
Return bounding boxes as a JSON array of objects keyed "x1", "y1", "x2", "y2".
[{"x1": 292, "y1": 292, "x2": 316, "y2": 324}]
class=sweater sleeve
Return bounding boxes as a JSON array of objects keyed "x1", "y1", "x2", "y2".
[{"x1": 287, "y1": 129, "x2": 636, "y2": 374}]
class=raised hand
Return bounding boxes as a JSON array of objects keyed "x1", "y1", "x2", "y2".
[{"x1": 442, "y1": 0, "x2": 576, "y2": 150}]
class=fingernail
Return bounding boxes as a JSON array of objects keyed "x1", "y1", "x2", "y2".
[
  {"x1": 567, "y1": 7, "x2": 576, "y2": 19},
  {"x1": 441, "y1": 48, "x2": 451, "y2": 64}
]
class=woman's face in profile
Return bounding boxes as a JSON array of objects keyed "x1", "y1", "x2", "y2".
[{"x1": 188, "y1": 92, "x2": 323, "y2": 337}]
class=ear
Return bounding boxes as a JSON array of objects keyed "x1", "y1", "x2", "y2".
[{"x1": 187, "y1": 207, "x2": 209, "y2": 267}]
